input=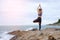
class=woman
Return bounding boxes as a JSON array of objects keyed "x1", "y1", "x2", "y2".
[{"x1": 33, "y1": 4, "x2": 42, "y2": 30}]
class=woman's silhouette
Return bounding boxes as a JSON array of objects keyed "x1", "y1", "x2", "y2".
[{"x1": 33, "y1": 4, "x2": 42, "y2": 30}]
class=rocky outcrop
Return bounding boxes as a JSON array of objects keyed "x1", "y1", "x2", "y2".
[
  {"x1": 8, "y1": 28, "x2": 60, "y2": 40},
  {"x1": 48, "y1": 19, "x2": 60, "y2": 26},
  {"x1": 48, "y1": 35, "x2": 56, "y2": 40}
]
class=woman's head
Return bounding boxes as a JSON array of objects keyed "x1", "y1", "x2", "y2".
[{"x1": 39, "y1": 9, "x2": 42, "y2": 11}]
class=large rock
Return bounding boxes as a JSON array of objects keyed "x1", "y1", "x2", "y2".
[
  {"x1": 48, "y1": 35, "x2": 56, "y2": 40},
  {"x1": 9, "y1": 28, "x2": 60, "y2": 40}
]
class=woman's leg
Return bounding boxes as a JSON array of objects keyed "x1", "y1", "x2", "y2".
[
  {"x1": 39, "y1": 18, "x2": 41, "y2": 30},
  {"x1": 33, "y1": 17, "x2": 41, "y2": 30},
  {"x1": 39, "y1": 22, "x2": 41, "y2": 30},
  {"x1": 33, "y1": 18, "x2": 39, "y2": 23}
]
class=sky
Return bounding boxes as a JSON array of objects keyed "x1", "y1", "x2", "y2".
[{"x1": 0, "y1": 0, "x2": 60, "y2": 25}]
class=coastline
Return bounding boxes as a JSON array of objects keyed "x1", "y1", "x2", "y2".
[
  {"x1": 0, "y1": 25, "x2": 60, "y2": 40},
  {"x1": 8, "y1": 28, "x2": 60, "y2": 40}
]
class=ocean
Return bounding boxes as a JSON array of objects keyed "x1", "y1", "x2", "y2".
[{"x1": 0, "y1": 25, "x2": 60, "y2": 40}]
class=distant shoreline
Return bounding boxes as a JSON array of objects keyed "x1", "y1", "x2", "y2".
[{"x1": 47, "y1": 19, "x2": 60, "y2": 26}]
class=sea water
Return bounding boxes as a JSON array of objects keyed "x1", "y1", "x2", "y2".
[
  {"x1": 0, "y1": 25, "x2": 60, "y2": 40},
  {"x1": 0, "y1": 32, "x2": 14, "y2": 40}
]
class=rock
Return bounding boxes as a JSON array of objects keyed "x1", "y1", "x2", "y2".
[
  {"x1": 9, "y1": 28, "x2": 60, "y2": 40},
  {"x1": 30, "y1": 28, "x2": 38, "y2": 31},
  {"x1": 48, "y1": 35, "x2": 56, "y2": 40},
  {"x1": 10, "y1": 36, "x2": 17, "y2": 40},
  {"x1": 8, "y1": 30, "x2": 24, "y2": 36},
  {"x1": 55, "y1": 28, "x2": 60, "y2": 31}
]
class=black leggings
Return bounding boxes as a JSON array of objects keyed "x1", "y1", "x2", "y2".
[{"x1": 33, "y1": 17, "x2": 41, "y2": 30}]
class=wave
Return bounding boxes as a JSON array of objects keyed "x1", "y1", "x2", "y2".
[
  {"x1": 25, "y1": 27, "x2": 36, "y2": 31},
  {"x1": 0, "y1": 31, "x2": 15, "y2": 40}
]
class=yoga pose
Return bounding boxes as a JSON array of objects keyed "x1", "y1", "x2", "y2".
[{"x1": 33, "y1": 4, "x2": 42, "y2": 30}]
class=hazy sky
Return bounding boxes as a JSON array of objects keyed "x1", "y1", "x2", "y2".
[{"x1": 0, "y1": 0, "x2": 60, "y2": 25}]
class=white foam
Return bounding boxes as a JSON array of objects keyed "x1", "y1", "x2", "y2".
[
  {"x1": 0, "y1": 32, "x2": 15, "y2": 40},
  {"x1": 25, "y1": 27, "x2": 34, "y2": 31}
]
